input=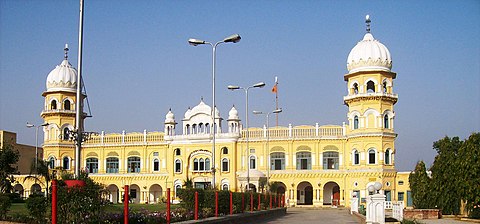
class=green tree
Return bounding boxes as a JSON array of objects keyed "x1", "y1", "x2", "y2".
[
  {"x1": 54, "y1": 171, "x2": 110, "y2": 224},
  {"x1": 409, "y1": 161, "x2": 434, "y2": 209},
  {"x1": 430, "y1": 136, "x2": 463, "y2": 214},
  {"x1": 458, "y1": 132, "x2": 480, "y2": 217},
  {"x1": 0, "y1": 144, "x2": 19, "y2": 193}
]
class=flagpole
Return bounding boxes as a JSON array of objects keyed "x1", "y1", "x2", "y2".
[{"x1": 275, "y1": 77, "x2": 279, "y2": 126}]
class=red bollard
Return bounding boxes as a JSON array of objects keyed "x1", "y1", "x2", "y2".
[
  {"x1": 166, "y1": 188, "x2": 171, "y2": 224},
  {"x1": 257, "y1": 194, "x2": 261, "y2": 210},
  {"x1": 52, "y1": 179, "x2": 57, "y2": 224},
  {"x1": 215, "y1": 191, "x2": 219, "y2": 217},
  {"x1": 242, "y1": 193, "x2": 245, "y2": 211},
  {"x1": 282, "y1": 194, "x2": 285, "y2": 207},
  {"x1": 124, "y1": 185, "x2": 129, "y2": 224},
  {"x1": 250, "y1": 192, "x2": 253, "y2": 212},
  {"x1": 269, "y1": 194, "x2": 272, "y2": 209},
  {"x1": 194, "y1": 191, "x2": 199, "y2": 220},
  {"x1": 229, "y1": 192, "x2": 233, "y2": 215}
]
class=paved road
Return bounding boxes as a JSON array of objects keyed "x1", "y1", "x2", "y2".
[{"x1": 259, "y1": 207, "x2": 360, "y2": 224}]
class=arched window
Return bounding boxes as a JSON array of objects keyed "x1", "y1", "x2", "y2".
[
  {"x1": 296, "y1": 152, "x2": 311, "y2": 170},
  {"x1": 174, "y1": 148, "x2": 181, "y2": 156},
  {"x1": 222, "y1": 147, "x2": 228, "y2": 154},
  {"x1": 186, "y1": 125, "x2": 190, "y2": 134},
  {"x1": 222, "y1": 158, "x2": 229, "y2": 172},
  {"x1": 86, "y1": 158, "x2": 98, "y2": 173},
  {"x1": 270, "y1": 152, "x2": 285, "y2": 170},
  {"x1": 64, "y1": 100, "x2": 71, "y2": 110},
  {"x1": 153, "y1": 158, "x2": 160, "y2": 171},
  {"x1": 385, "y1": 149, "x2": 391, "y2": 165},
  {"x1": 199, "y1": 158, "x2": 205, "y2": 171},
  {"x1": 48, "y1": 157, "x2": 55, "y2": 169},
  {"x1": 383, "y1": 81, "x2": 388, "y2": 93},
  {"x1": 199, "y1": 123, "x2": 203, "y2": 133},
  {"x1": 175, "y1": 159, "x2": 182, "y2": 173},
  {"x1": 51, "y1": 100, "x2": 57, "y2": 110},
  {"x1": 354, "y1": 116, "x2": 359, "y2": 129},
  {"x1": 323, "y1": 151, "x2": 339, "y2": 170},
  {"x1": 222, "y1": 184, "x2": 229, "y2": 191},
  {"x1": 368, "y1": 149, "x2": 376, "y2": 164},
  {"x1": 192, "y1": 124, "x2": 197, "y2": 134},
  {"x1": 384, "y1": 115, "x2": 389, "y2": 129},
  {"x1": 127, "y1": 157, "x2": 141, "y2": 173},
  {"x1": 106, "y1": 157, "x2": 119, "y2": 173},
  {"x1": 193, "y1": 158, "x2": 199, "y2": 171},
  {"x1": 353, "y1": 83, "x2": 359, "y2": 94},
  {"x1": 63, "y1": 157, "x2": 70, "y2": 170},
  {"x1": 367, "y1": 80, "x2": 375, "y2": 93},
  {"x1": 353, "y1": 150, "x2": 360, "y2": 165},
  {"x1": 249, "y1": 155, "x2": 256, "y2": 169},
  {"x1": 63, "y1": 127, "x2": 70, "y2": 140},
  {"x1": 205, "y1": 158, "x2": 210, "y2": 170}
]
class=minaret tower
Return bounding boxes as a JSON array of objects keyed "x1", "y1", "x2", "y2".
[
  {"x1": 41, "y1": 45, "x2": 79, "y2": 170},
  {"x1": 344, "y1": 16, "x2": 398, "y2": 167}
]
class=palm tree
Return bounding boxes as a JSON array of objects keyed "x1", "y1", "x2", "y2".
[
  {"x1": 23, "y1": 159, "x2": 52, "y2": 196},
  {"x1": 183, "y1": 177, "x2": 193, "y2": 189}
]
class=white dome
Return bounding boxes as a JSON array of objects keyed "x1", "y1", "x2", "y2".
[
  {"x1": 184, "y1": 108, "x2": 192, "y2": 119},
  {"x1": 347, "y1": 33, "x2": 392, "y2": 74},
  {"x1": 46, "y1": 59, "x2": 77, "y2": 92},
  {"x1": 190, "y1": 100, "x2": 211, "y2": 117},
  {"x1": 228, "y1": 106, "x2": 239, "y2": 120},
  {"x1": 165, "y1": 109, "x2": 175, "y2": 123}
]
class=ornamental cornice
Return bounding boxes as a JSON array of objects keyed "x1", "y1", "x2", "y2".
[
  {"x1": 344, "y1": 94, "x2": 398, "y2": 106},
  {"x1": 347, "y1": 132, "x2": 397, "y2": 139}
]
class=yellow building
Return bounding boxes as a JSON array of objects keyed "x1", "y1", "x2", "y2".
[{"x1": 17, "y1": 18, "x2": 412, "y2": 207}]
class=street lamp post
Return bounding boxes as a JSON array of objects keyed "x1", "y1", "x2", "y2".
[
  {"x1": 252, "y1": 109, "x2": 282, "y2": 189},
  {"x1": 188, "y1": 34, "x2": 241, "y2": 188},
  {"x1": 26, "y1": 122, "x2": 49, "y2": 173},
  {"x1": 228, "y1": 82, "x2": 266, "y2": 191}
]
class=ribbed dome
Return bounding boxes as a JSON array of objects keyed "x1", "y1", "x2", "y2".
[
  {"x1": 46, "y1": 59, "x2": 77, "y2": 92},
  {"x1": 190, "y1": 100, "x2": 211, "y2": 117},
  {"x1": 347, "y1": 32, "x2": 392, "y2": 74},
  {"x1": 165, "y1": 109, "x2": 175, "y2": 123},
  {"x1": 228, "y1": 106, "x2": 239, "y2": 120}
]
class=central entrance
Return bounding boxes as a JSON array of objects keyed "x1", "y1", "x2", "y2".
[{"x1": 297, "y1": 181, "x2": 313, "y2": 205}]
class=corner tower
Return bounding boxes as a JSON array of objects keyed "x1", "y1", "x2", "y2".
[
  {"x1": 344, "y1": 16, "x2": 398, "y2": 168},
  {"x1": 41, "y1": 45, "x2": 78, "y2": 170}
]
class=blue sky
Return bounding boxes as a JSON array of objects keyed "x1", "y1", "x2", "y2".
[{"x1": 1, "y1": 0, "x2": 479, "y2": 171}]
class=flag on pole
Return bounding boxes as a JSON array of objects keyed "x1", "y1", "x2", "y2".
[{"x1": 271, "y1": 76, "x2": 278, "y2": 93}]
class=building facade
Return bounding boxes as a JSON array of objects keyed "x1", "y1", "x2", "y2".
[{"x1": 17, "y1": 18, "x2": 411, "y2": 207}]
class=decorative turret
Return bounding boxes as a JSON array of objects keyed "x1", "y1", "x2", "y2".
[
  {"x1": 227, "y1": 105, "x2": 240, "y2": 133},
  {"x1": 164, "y1": 109, "x2": 176, "y2": 136},
  {"x1": 344, "y1": 15, "x2": 397, "y2": 133}
]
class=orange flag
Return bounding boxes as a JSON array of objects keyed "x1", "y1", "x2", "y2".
[{"x1": 271, "y1": 76, "x2": 278, "y2": 93}]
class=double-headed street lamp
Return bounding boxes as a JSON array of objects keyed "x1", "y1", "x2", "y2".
[
  {"x1": 228, "y1": 82, "x2": 266, "y2": 191},
  {"x1": 26, "y1": 122, "x2": 49, "y2": 173},
  {"x1": 252, "y1": 109, "x2": 282, "y2": 189},
  {"x1": 188, "y1": 34, "x2": 241, "y2": 188}
]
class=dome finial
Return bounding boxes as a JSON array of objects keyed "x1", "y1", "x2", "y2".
[
  {"x1": 64, "y1": 43, "x2": 69, "y2": 60},
  {"x1": 365, "y1": 15, "x2": 371, "y2": 33}
]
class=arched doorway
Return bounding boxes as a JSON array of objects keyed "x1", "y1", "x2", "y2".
[
  {"x1": 297, "y1": 181, "x2": 313, "y2": 205},
  {"x1": 31, "y1": 184, "x2": 42, "y2": 196},
  {"x1": 248, "y1": 183, "x2": 257, "y2": 192},
  {"x1": 13, "y1": 184, "x2": 24, "y2": 199},
  {"x1": 323, "y1": 181, "x2": 340, "y2": 206},
  {"x1": 129, "y1": 184, "x2": 141, "y2": 204},
  {"x1": 107, "y1": 184, "x2": 119, "y2": 203},
  {"x1": 149, "y1": 184, "x2": 163, "y2": 204}
]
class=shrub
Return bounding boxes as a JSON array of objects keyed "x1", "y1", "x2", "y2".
[
  {"x1": 26, "y1": 194, "x2": 47, "y2": 223},
  {"x1": 0, "y1": 194, "x2": 11, "y2": 219}
]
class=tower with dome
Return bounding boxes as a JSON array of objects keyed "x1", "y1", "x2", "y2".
[{"x1": 16, "y1": 16, "x2": 411, "y2": 208}]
